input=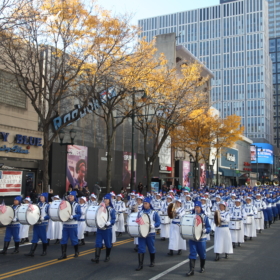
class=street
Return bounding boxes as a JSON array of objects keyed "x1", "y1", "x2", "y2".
[{"x1": 0, "y1": 221, "x2": 279, "y2": 280}]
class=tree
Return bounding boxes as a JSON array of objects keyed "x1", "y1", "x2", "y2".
[
  {"x1": 134, "y1": 62, "x2": 210, "y2": 191},
  {"x1": 0, "y1": 0, "x2": 145, "y2": 191},
  {"x1": 171, "y1": 109, "x2": 244, "y2": 188}
]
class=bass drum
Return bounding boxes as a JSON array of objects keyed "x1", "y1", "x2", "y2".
[
  {"x1": 180, "y1": 214, "x2": 204, "y2": 241},
  {"x1": 160, "y1": 215, "x2": 170, "y2": 225},
  {"x1": 49, "y1": 200, "x2": 72, "y2": 222},
  {"x1": 127, "y1": 212, "x2": 151, "y2": 238},
  {"x1": 18, "y1": 204, "x2": 40, "y2": 225},
  {"x1": 96, "y1": 203, "x2": 109, "y2": 230},
  {"x1": 0, "y1": 206, "x2": 15, "y2": 226},
  {"x1": 85, "y1": 205, "x2": 99, "y2": 227}
]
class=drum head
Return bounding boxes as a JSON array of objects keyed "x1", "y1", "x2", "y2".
[
  {"x1": 0, "y1": 206, "x2": 14, "y2": 226},
  {"x1": 139, "y1": 213, "x2": 150, "y2": 238},
  {"x1": 193, "y1": 215, "x2": 203, "y2": 241},
  {"x1": 59, "y1": 201, "x2": 72, "y2": 222},
  {"x1": 96, "y1": 204, "x2": 109, "y2": 229},
  {"x1": 85, "y1": 205, "x2": 99, "y2": 227},
  {"x1": 27, "y1": 205, "x2": 41, "y2": 225}
]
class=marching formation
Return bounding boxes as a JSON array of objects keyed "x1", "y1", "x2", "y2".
[{"x1": 0, "y1": 184, "x2": 279, "y2": 277}]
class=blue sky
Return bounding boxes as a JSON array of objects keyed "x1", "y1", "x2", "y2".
[{"x1": 99, "y1": 0, "x2": 220, "y2": 24}]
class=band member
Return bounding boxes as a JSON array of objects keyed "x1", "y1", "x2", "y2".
[
  {"x1": 204, "y1": 193, "x2": 212, "y2": 209},
  {"x1": 152, "y1": 193, "x2": 162, "y2": 234},
  {"x1": 19, "y1": 197, "x2": 31, "y2": 244},
  {"x1": 253, "y1": 193, "x2": 266, "y2": 233},
  {"x1": 133, "y1": 195, "x2": 144, "y2": 252},
  {"x1": 214, "y1": 202, "x2": 233, "y2": 261},
  {"x1": 183, "y1": 195, "x2": 194, "y2": 214},
  {"x1": 229, "y1": 199, "x2": 246, "y2": 248},
  {"x1": 58, "y1": 191, "x2": 81, "y2": 260},
  {"x1": 168, "y1": 199, "x2": 186, "y2": 256},
  {"x1": 271, "y1": 192, "x2": 279, "y2": 222},
  {"x1": 227, "y1": 193, "x2": 236, "y2": 210},
  {"x1": 85, "y1": 193, "x2": 99, "y2": 236},
  {"x1": 135, "y1": 197, "x2": 161, "y2": 271},
  {"x1": 160, "y1": 195, "x2": 172, "y2": 241},
  {"x1": 186, "y1": 201, "x2": 211, "y2": 276},
  {"x1": 115, "y1": 194, "x2": 126, "y2": 237},
  {"x1": 25, "y1": 193, "x2": 50, "y2": 257},
  {"x1": 0, "y1": 196, "x2": 21, "y2": 254},
  {"x1": 243, "y1": 197, "x2": 257, "y2": 241},
  {"x1": 47, "y1": 195, "x2": 62, "y2": 244},
  {"x1": 264, "y1": 192, "x2": 273, "y2": 227},
  {"x1": 127, "y1": 192, "x2": 136, "y2": 215},
  {"x1": 91, "y1": 194, "x2": 116, "y2": 264},
  {"x1": 78, "y1": 197, "x2": 87, "y2": 246}
]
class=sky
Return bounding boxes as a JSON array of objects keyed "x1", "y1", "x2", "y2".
[{"x1": 98, "y1": 0, "x2": 220, "y2": 24}]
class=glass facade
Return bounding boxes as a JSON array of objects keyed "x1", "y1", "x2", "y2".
[{"x1": 139, "y1": 0, "x2": 273, "y2": 143}]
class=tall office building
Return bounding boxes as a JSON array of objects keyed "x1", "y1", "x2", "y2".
[{"x1": 139, "y1": 0, "x2": 273, "y2": 144}]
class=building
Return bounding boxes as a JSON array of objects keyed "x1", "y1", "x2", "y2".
[{"x1": 139, "y1": 0, "x2": 273, "y2": 144}]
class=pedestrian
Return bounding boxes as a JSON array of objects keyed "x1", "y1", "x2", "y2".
[
  {"x1": 93, "y1": 183, "x2": 101, "y2": 201},
  {"x1": 138, "y1": 182, "x2": 143, "y2": 194}
]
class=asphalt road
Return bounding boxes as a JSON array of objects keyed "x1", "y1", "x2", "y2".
[{"x1": 0, "y1": 221, "x2": 280, "y2": 280}]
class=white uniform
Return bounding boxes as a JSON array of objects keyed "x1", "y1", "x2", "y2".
[
  {"x1": 160, "y1": 201, "x2": 171, "y2": 238},
  {"x1": 78, "y1": 203, "x2": 87, "y2": 239},
  {"x1": 85, "y1": 200, "x2": 99, "y2": 233},
  {"x1": 229, "y1": 206, "x2": 246, "y2": 243},
  {"x1": 253, "y1": 199, "x2": 266, "y2": 230},
  {"x1": 115, "y1": 200, "x2": 126, "y2": 233},
  {"x1": 19, "y1": 203, "x2": 30, "y2": 239},
  {"x1": 243, "y1": 203, "x2": 257, "y2": 237},
  {"x1": 152, "y1": 199, "x2": 162, "y2": 230},
  {"x1": 214, "y1": 210, "x2": 233, "y2": 254},
  {"x1": 168, "y1": 207, "x2": 187, "y2": 251},
  {"x1": 183, "y1": 200, "x2": 194, "y2": 214}
]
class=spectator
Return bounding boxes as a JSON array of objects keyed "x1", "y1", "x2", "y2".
[
  {"x1": 93, "y1": 183, "x2": 101, "y2": 201},
  {"x1": 137, "y1": 182, "x2": 143, "y2": 194},
  {"x1": 83, "y1": 186, "x2": 90, "y2": 198}
]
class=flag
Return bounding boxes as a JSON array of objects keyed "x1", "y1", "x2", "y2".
[
  {"x1": 136, "y1": 216, "x2": 145, "y2": 226},
  {"x1": 60, "y1": 200, "x2": 67, "y2": 210},
  {"x1": 28, "y1": 204, "x2": 35, "y2": 212},
  {"x1": 0, "y1": 200, "x2": 6, "y2": 214},
  {"x1": 195, "y1": 215, "x2": 202, "y2": 227}
]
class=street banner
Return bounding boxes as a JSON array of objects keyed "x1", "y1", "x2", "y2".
[{"x1": 0, "y1": 171, "x2": 22, "y2": 196}]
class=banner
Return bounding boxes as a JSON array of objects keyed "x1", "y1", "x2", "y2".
[
  {"x1": 123, "y1": 152, "x2": 137, "y2": 191},
  {"x1": 200, "y1": 163, "x2": 207, "y2": 186},
  {"x1": 251, "y1": 143, "x2": 274, "y2": 164},
  {"x1": 0, "y1": 171, "x2": 22, "y2": 196},
  {"x1": 66, "y1": 145, "x2": 88, "y2": 191},
  {"x1": 182, "y1": 161, "x2": 190, "y2": 188},
  {"x1": 250, "y1": 145, "x2": 256, "y2": 161}
]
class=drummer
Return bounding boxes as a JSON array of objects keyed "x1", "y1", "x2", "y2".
[
  {"x1": 25, "y1": 193, "x2": 50, "y2": 257},
  {"x1": 133, "y1": 195, "x2": 144, "y2": 252},
  {"x1": 85, "y1": 193, "x2": 99, "y2": 236},
  {"x1": 0, "y1": 196, "x2": 22, "y2": 255},
  {"x1": 243, "y1": 197, "x2": 257, "y2": 241},
  {"x1": 78, "y1": 196, "x2": 87, "y2": 246},
  {"x1": 186, "y1": 201, "x2": 211, "y2": 276},
  {"x1": 19, "y1": 197, "x2": 31, "y2": 244},
  {"x1": 135, "y1": 197, "x2": 160, "y2": 271},
  {"x1": 160, "y1": 195, "x2": 173, "y2": 241},
  {"x1": 91, "y1": 193, "x2": 116, "y2": 264},
  {"x1": 58, "y1": 191, "x2": 81, "y2": 260},
  {"x1": 115, "y1": 194, "x2": 126, "y2": 237},
  {"x1": 253, "y1": 193, "x2": 266, "y2": 234}
]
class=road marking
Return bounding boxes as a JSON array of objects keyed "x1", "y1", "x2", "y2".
[
  {"x1": 0, "y1": 238, "x2": 133, "y2": 279},
  {"x1": 149, "y1": 245, "x2": 215, "y2": 280}
]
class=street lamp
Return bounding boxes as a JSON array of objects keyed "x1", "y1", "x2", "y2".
[{"x1": 59, "y1": 129, "x2": 76, "y2": 146}]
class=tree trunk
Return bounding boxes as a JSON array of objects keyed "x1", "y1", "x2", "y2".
[
  {"x1": 106, "y1": 137, "x2": 113, "y2": 194},
  {"x1": 42, "y1": 130, "x2": 50, "y2": 193},
  {"x1": 146, "y1": 162, "x2": 154, "y2": 193}
]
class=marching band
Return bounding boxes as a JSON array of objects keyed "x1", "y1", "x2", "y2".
[{"x1": 1, "y1": 184, "x2": 280, "y2": 276}]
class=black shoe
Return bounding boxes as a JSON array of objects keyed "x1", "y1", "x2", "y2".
[
  {"x1": 161, "y1": 238, "x2": 166, "y2": 241},
  {"x1": 84, "y1": 231, "x2": 89, "y2": 237},
  {"x1": 79, "y1": 239, "x2": 85, "y2": 246},
  {"x1": 186, "y1": 259, "x2": 195, "y2": 276},
  {"x1": 249, "y1": 237, "x2": 252, "y2": 241},
  {"x1": 12, "y1": 242, "x2": 20, "y2": 254},
  {"x1": 74, "y1": 245, "x2": 79, "y2": 258},
  {"x1": 116, "y1": 232, "x2": 122, "y2": 237},
  {"x1": 54, "y1": 239, "x2": 60, "y2": 245},
  {"x1": 259, "y1": 230, "x2": 262, "y2": 234},
  {"x1": 232, "y1": 242, "x2": 236, "y2": 248},
  {"x1": 244, "y1": 236, "x2": 247, "y2": 241},
  {"x1": 0, "y1": 241, "x2": 10, "y2": 255},
  {"x1": 168, "y1": 250, "x2": 173, "y2": 256},
  {"x1": 25, "y1": 243, "x2": 37, "y2": 257},
  {"x1": 47, "y1": 239, "x2": 50, "y2": 246},
  {"x1": 264, "y1": 221, "x2": 268, "y2": 229},
  {"x1": 25, "y1": 238, "x2": 30, "y2": 243},
  {"x1": 135, "y1": 253, "x2": 144, "y2": 271},
  {"x1": 91, "y1": 247, "x2": 101, "y2": 264},
  {"x1": 215, "y1": 253, "x2": 219, "y2": 261},
  {"x1": 200, "y1": 259, "x2": 205, "y2": 273},
  {"x1": 41, "y1": 243, "x2": 47, "y2": 256},
  {"x1": 104, "y1": 247, "x2": 111, "y2": 262},
  {"x1": 149, "y1": 253, "x2": 155, "y2": 267},
  {"x1": 178, "y1": 250, "x2": 182, "y2": 255},
  {"x1": 134, "y1": 245, "x2": 138, "y2": 252},
  {"x1": 225, "y1": 253, "x2": 229, "y2": 259},
  {"x1": 269, "y1": 221, "x2": 272, "y2": 228},
  {"x1": 20, "y1": 239, "x2": 25, "y2": 244},
  {"x1": 58, "y1": 244, "x2": 67, "y2": 260},
  {"x1": 238, "y1": 243, "x2": 241, "y2": 247}
]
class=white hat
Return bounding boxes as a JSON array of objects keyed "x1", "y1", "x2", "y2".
[
  {"x1": 91, "y1": 193, "x2": 97, "y2": 199},
  {"x1": 110, "y1": 191, "x2": 116, "y2": 197},
  {"x1": 166, "y1": 195, "x2": 173, "y2": 200},
  {"x1": 117, "y1": 194, "x2": 124, "y2": 199},
  {"x1": 51, "y1": 195, "x2": 60, "y2": 201},
  {"x1": 138, "y1": 195, "x2": 144, "y2": 200},
  {"x1": 231, "y1": 193, "x2": 236, "y2": 197},
  {"x1": 80, "y1": 196, "x2": 87, "y2": 203},
  {"x1": 246, "y1": 196, "x2": 252, "y2": 200},
  {"x1": 24, "y1": 197, "x2": 31, "y2": 202},
  {"x1": 219, "y1": 201, "x2": 227, "y2": 207}
]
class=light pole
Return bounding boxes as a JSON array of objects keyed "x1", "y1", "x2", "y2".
[
  {"x1": 58, "y1": 129, "x2": 76, "y2": 146},
  {"x1": 211, "y1": 159, "x2": 215, "y2": 187}
]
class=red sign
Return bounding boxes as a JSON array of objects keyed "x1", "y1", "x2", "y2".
[{"x1": 0, "y1": 171, "x2": 22, "y2": 195}]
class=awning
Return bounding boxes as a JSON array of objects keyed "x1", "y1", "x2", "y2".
[{"x1": 219, "y1": 167, "x2": 236, "y2": 177}]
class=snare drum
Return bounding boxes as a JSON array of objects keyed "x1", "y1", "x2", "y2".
[
  {"x1": 85, "y1": 205, "x2": 99, "y2": 227},
  {"x1": 254, "y1": 211, "x2": 262, "y2": 219},
  {"x1": 244, "y1": 216, "x2": 253, "y2": 225},
  {"x1": 180, "y1": 214, "x2": 204, "y2": 241},
  {"x1": 95, "y1": 204, "x2": 109, "y2": 230},
  {"x1": 127, "y1": 212, "x2": 150, "y2": 238},
  {"x1": 160, "y1": 215, "x2": 171, "y2": 225},
  {"x1": 229, "y1": 220, "x2": 241, "y2": 230},
  {"x1": 49, "y1": 200, "x2": 72, "y2": 222},
  {"x1": 18, "y1": 204, "x2": 40, "y2": 225},
  {"x1": 0, "y1": 206, "x2": 14, "y2": 226}
]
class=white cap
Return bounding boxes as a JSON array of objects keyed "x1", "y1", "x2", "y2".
[
  {"x1": 24, "y1": 197, "x2": 31, "y2": 202},
  {"x1": 51, "y1": 195, "x2": 60, "y2": 201},
  {"x1": 91, "y1": 193, "x2": 97, "y2": 199},
  {"x1": 80, "y1": 196, "x2": 87, "y2": 203}
]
